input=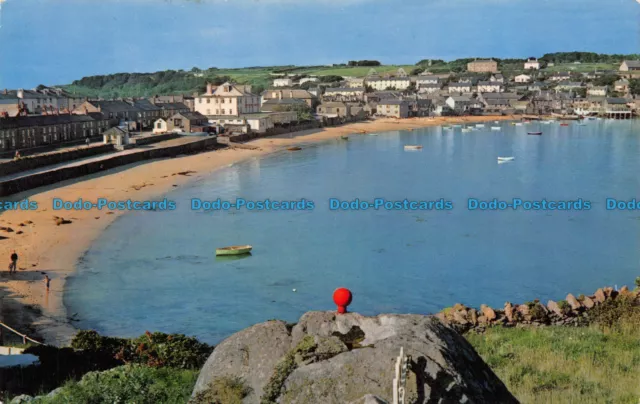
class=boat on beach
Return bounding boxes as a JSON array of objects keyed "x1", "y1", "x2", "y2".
[
  {"x1": 404, "y1": 145, "x2": 423, "y2": 151},
  {"x1": 216, "y1": 245, "x2": 253, "y2": 256}
]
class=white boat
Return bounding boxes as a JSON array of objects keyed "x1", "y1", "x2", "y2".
[
  {"x1": 541, "y1": 121, "x2": 552, "y2": 125},
  {"x1": 497, "y1": 157, "x2": 515, "y2": 162},
  {"x1": 514, "y1": 123, "x2": 523, "y2": 126},
  {"x1": 491, "y1": 126, "x2": 501, "y2": 131},
  {"x1": 475, "y1": 124, "x2": 485, "y2": 128},
  {"x1": 494, "y1": 121, "x2": 500, "y2": 124},
  {"x1": 404, "y1": 145, "x2": 423, "y2": 151},
  {"x1": 452, "y1": 124, "x2": 462, "y2": 128},
  {"x1": 461, "y1": 128, "x2": 472, "y2": 133}
]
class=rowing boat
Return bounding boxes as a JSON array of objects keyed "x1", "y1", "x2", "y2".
[
  {"x1": 528, "y1": 131, "x2": 542, "y2": 135},
  {"x1": 497, "y1": 157, "x2": 515, "y2": 162},
  {"x1": 216, "y1": 245, "x2": 253, "y2": 256},
  {"x1": 341, "y1": 136, "x2": 349, "y2": 140},
  {"x1": 287, "y1": 147, "x2": 302, "y2": 151},
  {"x1": 404, "y1": 145, "x2": 423, "y2": 151},
  {"x1": 491, "y1": 126, "x2": 501, "y2": 131}
]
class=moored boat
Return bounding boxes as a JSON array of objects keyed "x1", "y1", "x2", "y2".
[
  {"x1": 491, "y1": 126, "x2": 501, "y2": 131},
  {"x1": 341, "y1": 136, "x2": 349, "y2": 140},
  {"x1": 404, "y1": 145, "x2": 423, "y2": 150},
  {"x1": 528, "y1": 131, "x2": 543, "y2": 135},
  {"x1": 560, "y1": 123, "x2": 569, "y2": 127},
  {"x1": 475, "y1": 124, "x2": 485, "y2": 128},
  {"x1": 287, "y1": 147, "x2": 302, "y2": 151},
  {"x1": 461, "y1": 127, "x2": 472, "y2": 133},
  {"x1": 216, "y1": 245, "x2": 253, "y2": 256},
  {"x1": 497, "y1": 157, "x2": 515, "y2": 162}
]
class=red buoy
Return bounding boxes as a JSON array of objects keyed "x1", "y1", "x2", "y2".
[{"x1": 333, "y1": 287, "x2": 353, "y2": 314}]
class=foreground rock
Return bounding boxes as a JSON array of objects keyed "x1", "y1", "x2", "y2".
[{"x1": 191, "y1": 311, "x2": 518, "y2": 404}]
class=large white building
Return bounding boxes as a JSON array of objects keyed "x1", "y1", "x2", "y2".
[
  {"x1": 195, "y1": 82, "x2": 261, "y2": 116},
  {"x1": 524, "y1": 57, "x2": 541, "y2": 70},
  {"x1": 366, "y1": 77, "x2": 411, "y2": 91},
  {"x1": 514, "y1": 74, "x2": 531, "y2": 83}
]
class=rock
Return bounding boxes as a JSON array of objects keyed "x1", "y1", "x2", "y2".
[
  {"x1": 452, "y1": 303, "x2": 466, "y2": 311},
  {"x1": 480, "y1": 304, "x2": 496, "y2": 321},
  {"x1": 452, "y1": 310, "x2": 469, "y2": 325},
  {"x1": 566, "y1": 294, "x2": 582, "y2": 311},
  {"x1": 581, "y1": 295, "x2": 595, "y2": 309},
  {"x1": 516, "y1": 304, "x2": 531, "y2": 321},
  {"x1": 619, "y1": 286, "x2": 630, "y2": 295},
  {"x1": 477, "y1": 315, "x2": 488, "y2": 324},
  {"x1": 191, "y1": 320, "x2": 292, "y2": 403},
  {"x1": 10, "y1": 395, "x2": 34, "y2": 403},
  {"x1": 348, "y1": 394, "x2": 389, "y2": 404},
  {"x1": 504, "y1": 302, "x2": 515, "y2": 323},
  {"x1": 594, "y1": 288, "x2": 606, "y2": 303},
  {"x1": 468, "y1": 308, "x2": 478, "y2": 326},
  {"x1": 547, "y1": 300, "x2": 564, "y2": 317},
  {"x1": 192, "y1": 312, "x2": 518, "y2": 404}
]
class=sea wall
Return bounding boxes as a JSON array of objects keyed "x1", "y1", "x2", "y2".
[
  {"x1": 0, "y1": 136, "x2": 104, "y2": 159},
  {"x1": 0, "y1": 145, "x2": 115, "y2": 177},
  {"x1": 0, "y1": 137, "x2": 219, "y2": 197},
  {"x1": 131, "y1": 133, "x2": 181, "y2": 146},
  {"x1": 436, "y1": 285, "x2": 640, "y2": 333}
]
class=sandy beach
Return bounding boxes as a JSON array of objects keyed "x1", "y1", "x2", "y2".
[{"x1": 0, "y1": 115, "x2": 514, "y2": 346}]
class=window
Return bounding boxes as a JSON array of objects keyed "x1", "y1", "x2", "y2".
[
  {"x1": 221, "y1": 109, "x2": 226, "y2": 114},
  {"x1": 156, "y1": 122, "x2": 162, "y2": 129},
  {"x1": 207, "y1": 98, "x2": 210, "y2": 104}
]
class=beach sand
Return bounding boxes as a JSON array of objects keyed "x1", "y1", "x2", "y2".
[{"x1": 0, "y1": 115, "x2": 513, "y2": 345}]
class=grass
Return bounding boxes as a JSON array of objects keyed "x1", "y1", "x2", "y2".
[
  {"x1": 466, "y1": 325, "x2": 640, "y2": 403},
  {"x1": 35, "y1": 365, "x2": 199, "y2": 404}
]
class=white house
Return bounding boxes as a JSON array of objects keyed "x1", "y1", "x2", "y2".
[
  {"x1": 490, "y1": 74, "x2": 505, "y2": 83},
  {"x1": 366, "y1": 77, "x2": 411, "y2": 91},
  {"x1": 345, "y1": 77, "x2": 365, "y2": 88},
  {"x1": 587, "y1": 86, "x2": 608, "y2": 97},
  {"x1": 614, "y1": 79, "x2": 630, "y2": 93},
  {"x1": 524, "y1": 57, "x2": 541, "y2": 70},
  {"x1": 195, "y1": 82, "x2": 261, "y2": 117},
  {"x1": 273, "y1": 78, "x2": 294, "y2": 87},
  {"x1": 477, "y1": 81, "x2": 503, "y2": 93},
  {"x1": 448, "y1": 83, "x2": 472, "y2": 94},
  {"x1": 417, "y1": 84, "x2": 441, "y2": 94},
  {"x1": 619, "y1": 60, "x2": 640, "y2": 72},
  {"x1": 416, "y1": 76, "x2": 439, "y2": 87},
  {"x1": 515, "y1": 74, "x2": 531, "y2": 83},
  {"x1": 153, "y1": 118, "x2": 168, "y2": 134}
]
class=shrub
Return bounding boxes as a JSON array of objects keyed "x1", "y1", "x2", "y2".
[
  {"x1": 634, "y1": 276, "x2": 640, "y2": 290},
  {"x1": 191, "y1": 376, "x2": 252, "y2": 404},
  {"x1": 588, "y1": 295, "x2": 640, "y2": 331},
  {"x1": 38, "y1": 365, "x2": 198, "y2": 404},
  {"x1": 71, "y1": 330, "x2": 213, "y2": 370},
  {"x1": 557, "y1": 300, "x2": 571, "y2": 314}
]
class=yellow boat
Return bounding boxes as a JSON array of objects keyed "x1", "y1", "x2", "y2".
[{"x1": 216, "y1": 245, "x2": 253, "y2": 256}]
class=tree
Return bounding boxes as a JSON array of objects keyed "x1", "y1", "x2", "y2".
[
  {"x1": 319, "y1": 75, "x2": 344, "y2": 83},
  {"x1": 593, "y1": 75, "x2": 619, "y2": 87},
  {"x1": 272, "y1": 103, "x2": 313, "y2": 121},
  {"x1": 410, "y1": 68, "x2": 425, "y2": 76},
  {"x1": 629, "y1": 79, "x2": 640, "y2": 96}
]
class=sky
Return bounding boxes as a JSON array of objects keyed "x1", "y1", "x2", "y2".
[{"x1": 0, "y1": 0, "x2": 638, "y2": 88}]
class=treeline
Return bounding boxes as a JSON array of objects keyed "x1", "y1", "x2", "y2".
[
  {"x1": 347, "y1": 60, "x2": 381, "y2": 66},
  {"x1": 540, "y1": 52, "x2": 640, "y2": 64}
]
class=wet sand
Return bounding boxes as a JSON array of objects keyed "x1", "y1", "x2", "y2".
[{"x1": 0, "y1": 115, "x2": 514, "y2": 346}]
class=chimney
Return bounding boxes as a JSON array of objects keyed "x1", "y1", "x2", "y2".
[
  {"x1": 17, "y1": 89, "x2": 24, "y2": 99},
  {"x1": 206, "y1": 82, "x2": 213, "y2": 95}
]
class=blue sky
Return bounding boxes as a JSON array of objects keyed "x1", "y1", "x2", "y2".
[{"x1": 0, "y1": 0, "x2": 638, "y2": 88}]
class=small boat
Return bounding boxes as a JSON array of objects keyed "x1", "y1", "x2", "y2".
[
  {"x1": 560, "y1": 123, "x2": 569, "y2": 127},
  {"x1": 494, "y1": 121, "x2": 500, "y2": 124},
  {"x1": 452, "y1": 124, "x2": 462, "y2": 128},
  {"x1": 588, "y1": 117, "x2": 597, "y2": 120},
  {"x1": 287, "y1": 147, "x2": 302, "y2": 151},
  {"x1": 576, "y1": 123, "x2": 587, "y2": 126},
  {"x1": 491, "y1": 126, "x2": 501, "y2": 131},
  {"x1": 514, "y1": 123, "x2": 523, "y2": 126},
  {"x1": 528, "y1": 131, "x2": 543, "y2": 135},
  {"x1": 461, "y1": 127, "x2": 472, "y2": 133},
  {"x1": 442, "y1": 126, "x2": 453, "y2": 130},
  {"x1": 216, "y1": 245, "x2": 253, "y2": 256},
  {"x1": 524, "y1": 121, "x2": 531, "y2": 124},
  {"x1": 497, "y1": 157, "x2": 515, "y2": 162},
  {"x1": 475, "y1": 124, "x2": 485, "y2": 128},
  {"x1": 341, "y1": 136, "x2": 349, "y2": 140},
  {"x1": 541, "y1": 121, "x2": 552, "y2": 125},
  {"x1": 368, "y1": 133, "x2": 378, "y2": 136},
  {"x1": 404, "y1": 145, "x2": 423, "y2": 151}
]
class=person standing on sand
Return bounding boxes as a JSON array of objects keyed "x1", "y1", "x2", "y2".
[
  {"x1": 86, "y1": 137, "x2": 90, "y2": 146},
  {"x1": 44, "y1": 275, "x2": 51, "y2": 292},
  {"x1": 9, "y1": 250, "x2": 18, "y2": 273}
]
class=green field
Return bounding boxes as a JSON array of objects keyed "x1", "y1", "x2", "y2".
[{"x1": 467, "y1": 325, "x2": 640, "y2": 403}]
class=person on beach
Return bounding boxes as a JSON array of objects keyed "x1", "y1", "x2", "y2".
[
  {"x1": 44, "y1": 275, "x2": 51, "y2": 292},
  {"x1": 9, "y1": 250, "x2": 18, "y2": 273},
  {"x1": 86, "y1": 137, "x2": 90, "y2": 146}
]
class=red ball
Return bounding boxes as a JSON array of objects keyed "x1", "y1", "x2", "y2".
[{"x1": 333, "y1": 287, "x2": 353, "y2": 307}]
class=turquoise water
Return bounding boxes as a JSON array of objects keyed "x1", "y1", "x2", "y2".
[{"x1": 66, "y1": 120, "x2": 640, "y2": 344}]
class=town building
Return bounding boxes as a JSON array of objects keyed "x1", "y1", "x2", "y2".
[
  {"x1": 467, "y1": 59, "x2": 498, "y2": 73},
  {"x1": 477, "y1": 81, "x2": 503, "y2": 93},
  {"x1": 323, "y1": 87, "x2": 365, "y2": 101},
  {"x1": 619, "y1": 60, "x2": 640, "y2": 72},
  {"x1": 260, "y1": 98, "x2": 309, "y2": 112},
  {"x1": 555, "y1": 81, "x2": 584, "y2": 91},
  {"x1": 587, "y1": 86, "x2": 608, "y2": 97},
  {"x1": 153, "y1": 118, "x2": 168, "y2": 134},
  {"x1": 316, "y1": 102, "x2": 351, "y2": 118},
  {"x1": 261, "y1": 89, "x2": 316, "y2": 107},
  {"x1": 490, "y1": 74, "x2": 505, "y2": 83},
  {"x1": 417, "y1": 84, "x2": 441, "y2": 94},
  {"x1": 195, "y1": 82, "x2": 261, "y2": 116},
  {"x1": 0, "y1": 92, "x2": 20, "y2": 117},
  {"x1": 416, "y1": 76, "x2": 439, "y2": 87},
  {"x1": 365, "y1": 77, "x2": 411, "y2": 91},
  {"x1": 344, "y1": 77, "x2": 365, "y2": 88},
  {"x1": 0, "y1": 114, "x2": 108, "y2": 152},
  {"x1": 515, "y1": 74, "x2": 531, "y2": 83},
  {"x1": 448, "y1": 83, "x2": 473, "y2": 94},
  {"x1": 524, "y1": 57, "x2": 541, "y2": 70},
  {"x1": 548, "y1": 72, "x2": 571, "y2": 82},
  {"x1": 376, "y1": 100, "x2": 410, "y2": 118},
  {"x1": 603, "y1": 98, "x2": 632, "y2": 118},
  {"x1": 73, "y1": 100, "x2": 144, "y2": 126},
  {"x1": 129, "y1": 99, "x2": 163, "y2": 129},
  {"x1": 614, "y1": 79, "x2": 630, "y2": 93},
  {"x1": 151, "y1": 94, "x2": 195, "y2": 111},
  {"x1": 166, "y1": 112, "x2": 209, "y2": 133},
  {"x1": 273, "y1": 78, "x2": 294, "y2": 87}
]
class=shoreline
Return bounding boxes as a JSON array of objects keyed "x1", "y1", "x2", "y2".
[{"x1": 0, "y1": 115, "x2": 515, "y2": 346}]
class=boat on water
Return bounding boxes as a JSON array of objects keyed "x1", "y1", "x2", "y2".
[
  {"x1": 588, "y1": 117, "x2": 597, "y2": 120},
  {"x1": 475, "y1": 124, "x2": 485, "y2": 128},
  {"x1": 368, "y1": 133, "x2": 378, "y2": 136},
  {"x1": 404, "y1": 145, "x2": 423, "y2": 150},
  {"x1": 461, "y1": 128, "x2": 472, "y2": 133},
  {"x1": 528, "y1": 131, "x2": 543, "y2": 135},
  {"x1": 287, "y1": 147, "x2": 302, "y2": 151},
  {"x1": 442, "y1": 126, "x2": 453, "y2": 130},
  {"x1": 497, "y1": 157, "x2": 515, "y2": 162},
  {"x1": 576, "y1": 123, "x2": 587, "y2": 126},
  {"x1": 494, "y1": 121, "x2": 499, "y2": 123},
  {"x1": 491, "y1": 126, "x2": 501, "y2": 131},
  {"x1": 341, "y1": 136, "x2": 349, "y2": 140},
  {"x1": 541, "y1": 121, "x2": 552, "y2": 124},
  {"x1": 560, "y1": 123, "x2": 569, "y2": 127},
  {"x1": 452, "y1": 124, "x2": 462, "y2": 128},
  {"x1": 514, "y1": 123, "x2": 523, "y2": 126},
  {"x1": 216, "y1": 245, "x2": 253, "y2": 256}
]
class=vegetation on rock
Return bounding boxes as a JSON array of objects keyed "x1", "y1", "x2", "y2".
[{"x1": 190, "y1": 376, "x2": 252, "y2": 404}]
